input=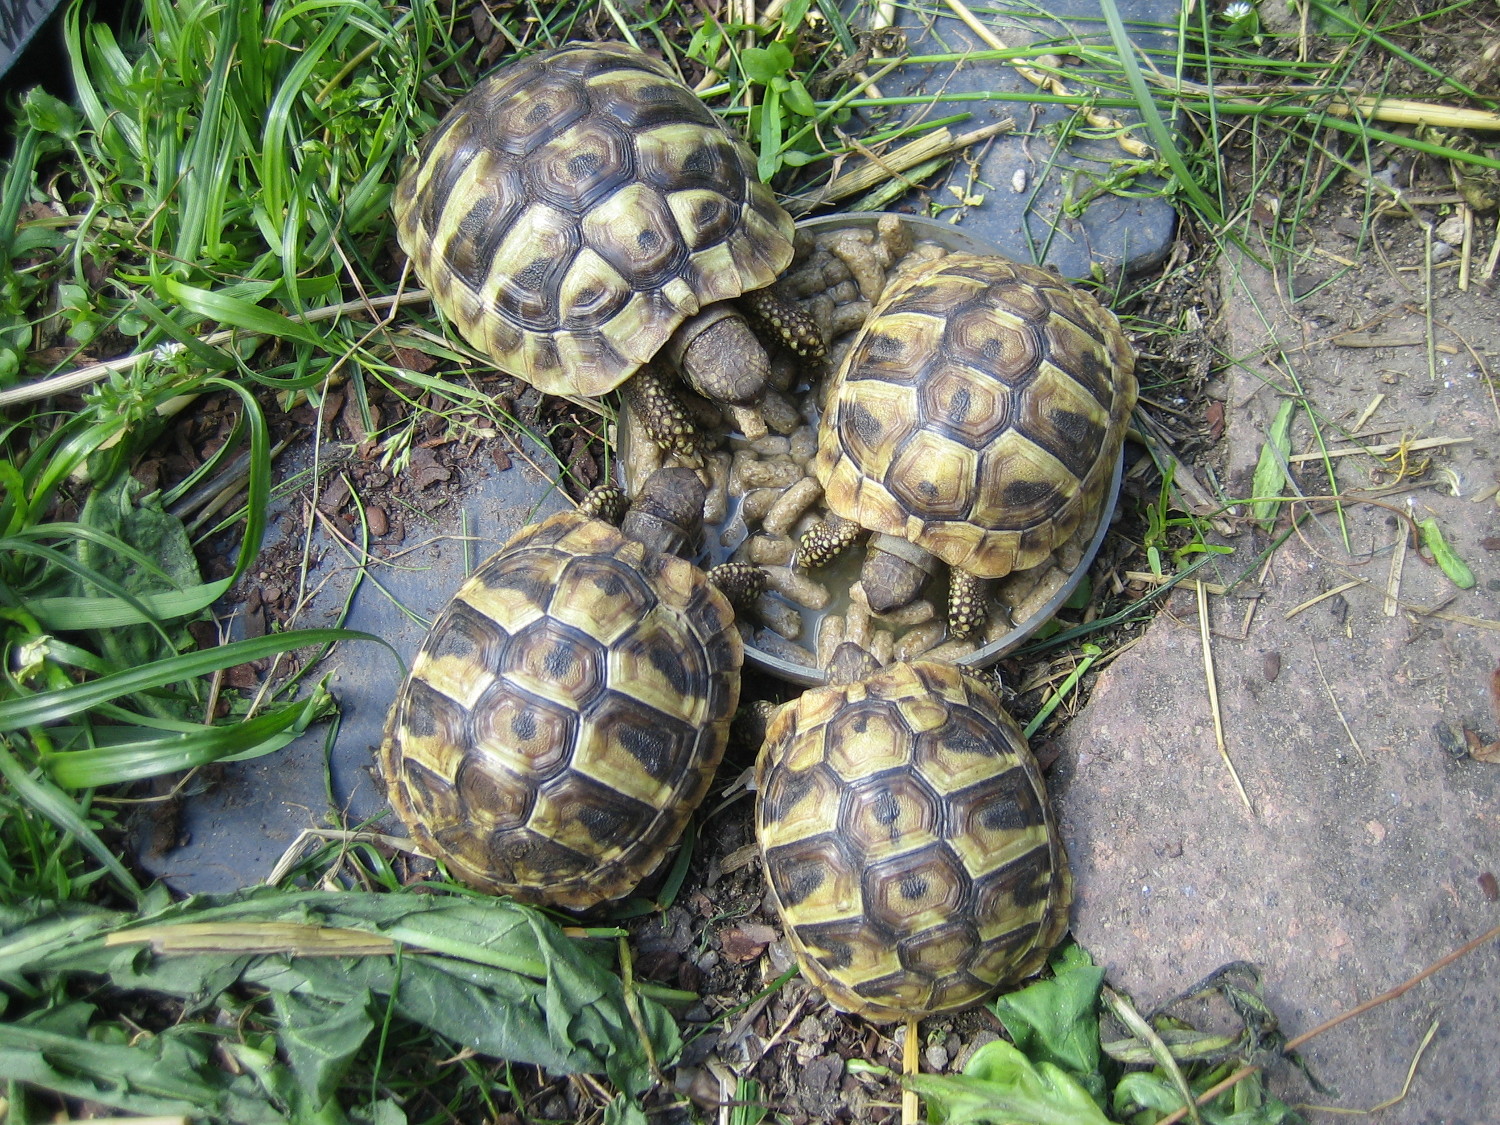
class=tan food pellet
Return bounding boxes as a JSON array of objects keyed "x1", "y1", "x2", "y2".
[
  {"x1": 785, "y1": 263, "x2": 829, "y2": 297},
  {"x1": 764, "y1": 565, "x2": 830, "y2": 611},
  {"x1": 738, "y1": 456, "x2": 804, "y2": 490},
  {"x1": 827, "y1": 278, "x2": 859, "y2": 305},
  {"x1": 790, "y1": 425, "x2": 818, "y2": 464},
  {"x1": 741, "y1": 487, "x2": 782, "y2": 523},
  {"x1": 869, "y1": 628, "x2": 895, "y2": 666},
  {"x1": 924, "y1": 638, "x2": 978, "y2": 663},
  {"x1": 761, "y1": 389, "x2": 802, "y2": 435},
  {"x1": 754, "y1": 630, "x2": 817, "y2": 667},
  {"x1": 754, "y1": 593, "x2": 802, "y2": 640},
  {"x1": 843, "y1": 599, "x2": 871, "y2": 650},
  {"x1": 763, "y1": 477, "x2": 822, "y2": 537},
  {"x1": 751, "y1": 434, "x2": 791, "y2": 456},
  {"x1": 877, "y1": 213, "x2": 913, "y2": 262},
  {"x1": 816, "y1": 613, "x2": 846, "y2": 669},
  {"x1": 829, "y1": 300, "x2": 872, "y2": 336},
  {"x1": 894, "y1": 620, "x2": 946, "y2": 661},
  {"x1": 728, "y1": 403, "x2": 768, "y2": 442},
  {"x1": 1013, "y1": 566, "x2": 1071, "y2": 622},
  {"x1": 1056, "y1": 526, "x2": 1090, "y2": 571},
  {"x1": 702, "y1": 451, "x2": 732, "y2": 525},
  {"x1": 829, "y1": 231, "x2": 886, "y2": 302},
  {"x1": 747, "y1": 534, "x2": 795, "y2": 566}
]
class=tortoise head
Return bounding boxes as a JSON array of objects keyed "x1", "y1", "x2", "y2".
[{"x1": 621, "y1": 466, "x2": 706, "y2": 558}]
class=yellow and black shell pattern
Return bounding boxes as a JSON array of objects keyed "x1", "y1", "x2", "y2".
[
  {"x1": 754, "y1": 660, "x2": 1072, "y2": 1021},
  {"x1": 814, "y1": 252, "x2": 1137, "y2": 579},
  {"x1": 380, "y1": 508, "x2": 742, "y2": 910},
  {"x1": 392, "y1": 42, "x2": 795, "y2": 397}
]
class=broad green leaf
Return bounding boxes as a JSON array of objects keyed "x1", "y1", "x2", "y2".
[
  {"x1": 0, "y1": 1018, "x2": 286, "y2": 1122},
  {"x1": 1251, "y1": 399, "x2": 1295, "y2": 529},
  {"x1": 783, "y1": 78, "x2": 817, "y2": 117},
  {"x1": 8, "y1": 889, "x2": 680, "y2": 1106},
  {"x1": 741, "y1": 43, "x2": 793, "y2": 84},
  {"x1": 1418, "y1": 518, "x2": 1476, "y2": 589},
  {"x1": 908, "y1": 1039, "x2": 1112, "y2": 1125},
  {"x1": 22, "y1": 88, "x2": 82, "y2": 141},
  {"x1": 991, "y1": 943, "x2": 1107, "y2": 1102}
]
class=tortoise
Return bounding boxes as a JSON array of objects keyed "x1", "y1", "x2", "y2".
[
  {"x1": 754, "y1": 643, "x2": 1073, "y2": 1020},
  {"x1": 799, "y1": 252, "x2": 1137, "y2": 638},
  {"x1": 391, "y1": 42, "x2": 823, "y2": 454},
  {"x1": 379, "y1": 467, "x2": 762, "y2": 910}
]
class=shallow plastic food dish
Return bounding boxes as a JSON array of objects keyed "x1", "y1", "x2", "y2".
[{"x1": 622, "y1": 212, "x2": 1124, "y2": 686}]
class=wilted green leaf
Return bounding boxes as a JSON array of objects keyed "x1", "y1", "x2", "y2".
[
  {"x1": 2, "y1": 887, "x2": 680, "y2": 1114},
  {"x1": 271, "y1": 987, "x2": 374, "y2": 1107},
  {"x1": 991, "y1": 943, "x2": 1107, "y2": 1102},
  {"x1": 1251, "y1": 400, "x2": 1295, "y2": 529},
  {"x1": 1418, "y1": 517, "x2": 1476, "y2": 589},
  {"x1": 1114, "y1": 1070, "x2": 1299, "y2": 1125},
  {"x1": 908, "y1": 1039, "x2": 1112, "y2": 1125}
]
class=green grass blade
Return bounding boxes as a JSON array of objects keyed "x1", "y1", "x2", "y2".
[
  {"x1": 1098, "y1": 0, "x2": 1225, "y2": 231},
  {"x1": 0, "y1": 738, "x2": 142, "y2": 899},
  {"x1": 154, "y1": 277, "x2": 326, "y2": 347},
  {"x1": 46, "y1": 692, "x2": 329, "y2": 787},
  {"x1": 0, "y1": 629, "x2": 384, "y2": 732}
]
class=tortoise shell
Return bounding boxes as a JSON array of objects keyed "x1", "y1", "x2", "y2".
[
  {"x1": 380, "y1": 507, "x2": 742, "y2": 909},
  {"x1": 813, "y1": 252, "x2": 1137, "y2": 578},
  {"x1": 754, "y1": 660, "x2": 1072, "y2": 1020},
  {"x1": 391, "y1": 42, "x2": 794, "y2": 398}
]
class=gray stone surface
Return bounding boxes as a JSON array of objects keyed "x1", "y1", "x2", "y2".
[
  {"x1": 139, "y1": 425, "x2": 570, "y2": 895},
  {"x1": 1055, "y1": 245, "x2": 1500, "y2": 1118},
  {"x1": 878, "y1": 0, "x2": 1179, "y2": 278}
]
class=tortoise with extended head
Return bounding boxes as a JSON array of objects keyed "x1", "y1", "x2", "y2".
[
  {"x1": 799, "y1": 252, "x2": 1136, "y2": 638},
  {"x1": 754, "y1": 642, "x2": 1072, "y2": 1020},
  {"x1": 380, "y1": 467, "x2": 762, "y2": 909},
  {"x1": 392, "y1": 42, "x2": 823, "y2": 454}
]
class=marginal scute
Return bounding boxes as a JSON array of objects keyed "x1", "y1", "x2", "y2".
[{"x1": 755, "y1": 660, "x2": 1071, "y2": 1021}]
